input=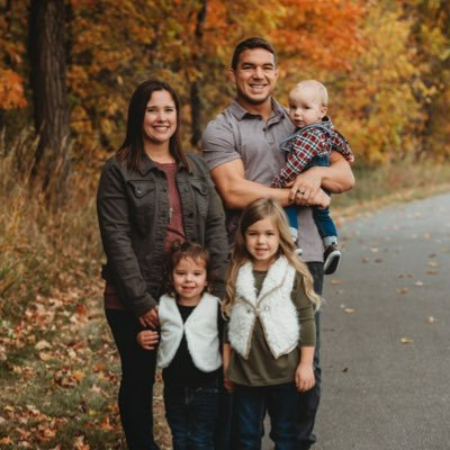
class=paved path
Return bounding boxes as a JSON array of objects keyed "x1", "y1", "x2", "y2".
[{"x1": 265, "y1": 192, "x2": 450, "y2": 450}]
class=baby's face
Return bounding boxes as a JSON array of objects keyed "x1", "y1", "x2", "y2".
[{"x1": 288, "y1": 87, "x2": 327, "y2": 128}]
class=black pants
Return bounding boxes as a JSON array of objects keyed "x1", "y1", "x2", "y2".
[{"x1": 106, "y1": 309, "x2": 160, "y2": 450}]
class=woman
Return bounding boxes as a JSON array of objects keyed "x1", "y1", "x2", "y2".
[{"x1": 97, "y1": 80, "x2": 229, "y2": 450}]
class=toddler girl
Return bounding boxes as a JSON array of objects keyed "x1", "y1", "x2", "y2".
[
  {"x1": 137, "y1": 242, "x2": 223, "y2": 450},
  {"x1": 223, "y1": 197, "x2": 320, "y2": 449}
]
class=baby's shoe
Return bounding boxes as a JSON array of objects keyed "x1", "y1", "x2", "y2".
[
  {"x1": 323, "y1": 245, "x2": 341, "y2": 275},
  {"x1": 289, "y1": 227, "x2": 303, "y2": 257}
]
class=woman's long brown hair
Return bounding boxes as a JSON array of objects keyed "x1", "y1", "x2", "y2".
[{"x1": 116, "y1": 80, "x2": 190, "y2": 172}]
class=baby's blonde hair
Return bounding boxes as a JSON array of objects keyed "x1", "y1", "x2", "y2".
[
  {"x1": 290, "y1": 79, "x2": 328, "y2": 107},
  {"x1": 223, "y1": 198, "x2": 321, "y2": 316}
]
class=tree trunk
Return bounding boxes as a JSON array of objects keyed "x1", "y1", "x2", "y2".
[
  {"x1": 190, "y1": 0, "x2": 207, "y2": 149},
  {"x1": 29, "y1": 0, "x2": 71, "y2": 206}
]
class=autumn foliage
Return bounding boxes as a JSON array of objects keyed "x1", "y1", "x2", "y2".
[{"x1": 1, "y1": 0, "x2": 450, "y2": 167}]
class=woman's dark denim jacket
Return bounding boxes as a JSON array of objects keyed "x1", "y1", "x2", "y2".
[{"x1": 97, "y1": 152, "x2": 229, "y2": 317}]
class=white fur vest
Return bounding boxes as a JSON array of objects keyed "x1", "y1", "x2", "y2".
[
  {"x1": 157, "y1": 292, "x2": 222, "y2": 372},
  {"x1": 228, "y1": 256, "x2": 299, "y2": 359}
]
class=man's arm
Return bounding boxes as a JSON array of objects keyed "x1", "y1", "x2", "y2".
[
  {"x1": 211, "y1": 158, "x2": 331, "y2": 210},
  {"x1": 210, "y1": 158, "x2": 291, "y2": 209}
]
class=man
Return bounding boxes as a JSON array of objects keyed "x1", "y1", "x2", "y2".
[{"x1": 202, "y1": 37, "x2": 354, "y2": 449}]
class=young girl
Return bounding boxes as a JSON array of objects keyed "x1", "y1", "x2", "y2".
[
  {"x1": 222, "y1": 197, "x2": 321, "y2": 449},
  {"x1": 137, "y1": 242, "x2": 222, "y2": 450}
]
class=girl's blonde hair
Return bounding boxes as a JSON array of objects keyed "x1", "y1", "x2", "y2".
[{"x1": 223, "y1": 198, "x2": 321, "y2": 316}]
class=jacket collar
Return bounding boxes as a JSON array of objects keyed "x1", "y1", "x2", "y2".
[{"x1": 137, "y1": 152, "x2": 188, "y2": 176}]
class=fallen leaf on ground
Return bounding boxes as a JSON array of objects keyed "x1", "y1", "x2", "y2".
[
  {"x1": 414, "y1": 281, "x2": 424, "y2": 287},
  {"x1": 344, "y1": 308, "x2": 355, "y2": 314},
  {"x1": 400, "y1": 338, "x2": 413, "y2": 344},
  {"x1": 426, "y1": 316, "x2": 435, "y2": 324},
  {"x1": 38, "y1": 352, "x2": 53, "y2": 361},
  {"x1": 35, "y1": 340, "x2": 51, "y2": 351},
  {"x1": 397, "y1": 287, "x2": 409, "y2": 294}
]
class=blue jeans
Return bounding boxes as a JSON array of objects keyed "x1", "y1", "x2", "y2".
[
  {"x1": 234, "y1": 382, "x2": 299, "y2": 450},
  {"x1": 297, "y1": 262, "x2": 323, "y2": 450},
  {"x1": 284, "y1": 154, "x2": 337, "y2": 240},
  {"x1": 105, "y1": 309, "x2": 160, "y2": 450},
  {"x1": 164, "y1": 379, "x2": 219, "y2": 450}
]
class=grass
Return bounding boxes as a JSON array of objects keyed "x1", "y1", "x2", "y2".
[
  {"x1": 0, "y1": 133, "x2": 449, "y2": 448},
  {"x1": 333, "y1": 159, "x2": 450, "y2": 218}
]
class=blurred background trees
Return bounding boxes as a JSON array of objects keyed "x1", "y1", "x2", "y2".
[{"x1": 1, "y1": 0, "x2": 450, "y2": 201}]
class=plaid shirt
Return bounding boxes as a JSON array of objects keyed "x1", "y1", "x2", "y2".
[{"x1": 271, "y1": 117, "x2": 353, "y2": 188}]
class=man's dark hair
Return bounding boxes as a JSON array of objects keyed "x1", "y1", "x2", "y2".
[{"x1": 231, "y1": 37, "x2": 277, "y2": 71}]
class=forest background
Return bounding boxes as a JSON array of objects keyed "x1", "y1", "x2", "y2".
[{"x1": 1, "y1": 0, "x2": 450, "y2": 448}]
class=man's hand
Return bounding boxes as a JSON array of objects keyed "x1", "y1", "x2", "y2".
[
  {"x1": 288, "y1": 170, "x2": 331, "y2": 209},
  {"x1": 288, "y1": 168, "x2": 323, "y2": 204},
  {"x1": 295, "y1": 188, "x2": 330, "y2": 209},
  {"x1": 139, "y1": 305, "x2": 159, "y2": 329}
]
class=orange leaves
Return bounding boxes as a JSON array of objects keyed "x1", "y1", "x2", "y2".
[
  {"x1": 0, "y1": 69, "x2": 27, "y2": 109},
  {"x1": 273, "y1": 0, "x2": 365, "y2": 72}
]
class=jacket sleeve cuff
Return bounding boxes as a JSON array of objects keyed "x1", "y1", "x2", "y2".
[{"x1": 131, "y1": 293, "x2": 158, "y2": 318}]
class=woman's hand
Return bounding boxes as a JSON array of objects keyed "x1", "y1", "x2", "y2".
[
  {"x1": 139, "y1": 305, "x2": 159, "y2": 329},
  {"x1": 295, "y1": 362, "x2": 316, "y2": 392},
  {"x1": 137, "y1": 330, "x2": 159, "y2": 350}
]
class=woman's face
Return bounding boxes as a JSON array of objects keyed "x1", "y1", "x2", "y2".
[{"x1": 142, "y1": 90, "x2": 177, "y2": 145}]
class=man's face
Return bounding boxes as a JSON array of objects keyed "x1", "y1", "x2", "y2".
[{"x1": 231, "y1": 48, "x2": 279, "y2": 107}]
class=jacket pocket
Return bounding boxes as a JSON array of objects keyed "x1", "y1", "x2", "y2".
[
  {"x1": 127, "y1": 180, "x2": 156, "y2": 236},
  {"x1": 191, "y1": 178, "x2": 209, "y2": 217}
]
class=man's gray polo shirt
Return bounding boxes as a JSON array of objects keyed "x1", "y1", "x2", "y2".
[{"x1": 202, "y1": 99, "x2": 323, "y2": 262}]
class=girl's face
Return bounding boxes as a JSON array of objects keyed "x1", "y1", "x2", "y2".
[
  {"x1": 142, "y1": 90, "x2": 177, "y2": 145},
  {"x1": 172, "y1": 257, "x2": 208, "y2": 305},
  {"x1": 244, "y1": 217, "x2": 280, "y2": 271}
]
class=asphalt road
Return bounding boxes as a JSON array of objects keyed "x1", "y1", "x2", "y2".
[{"x1": 264, "y1": 192, "x2": 450, "y2": 450}]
